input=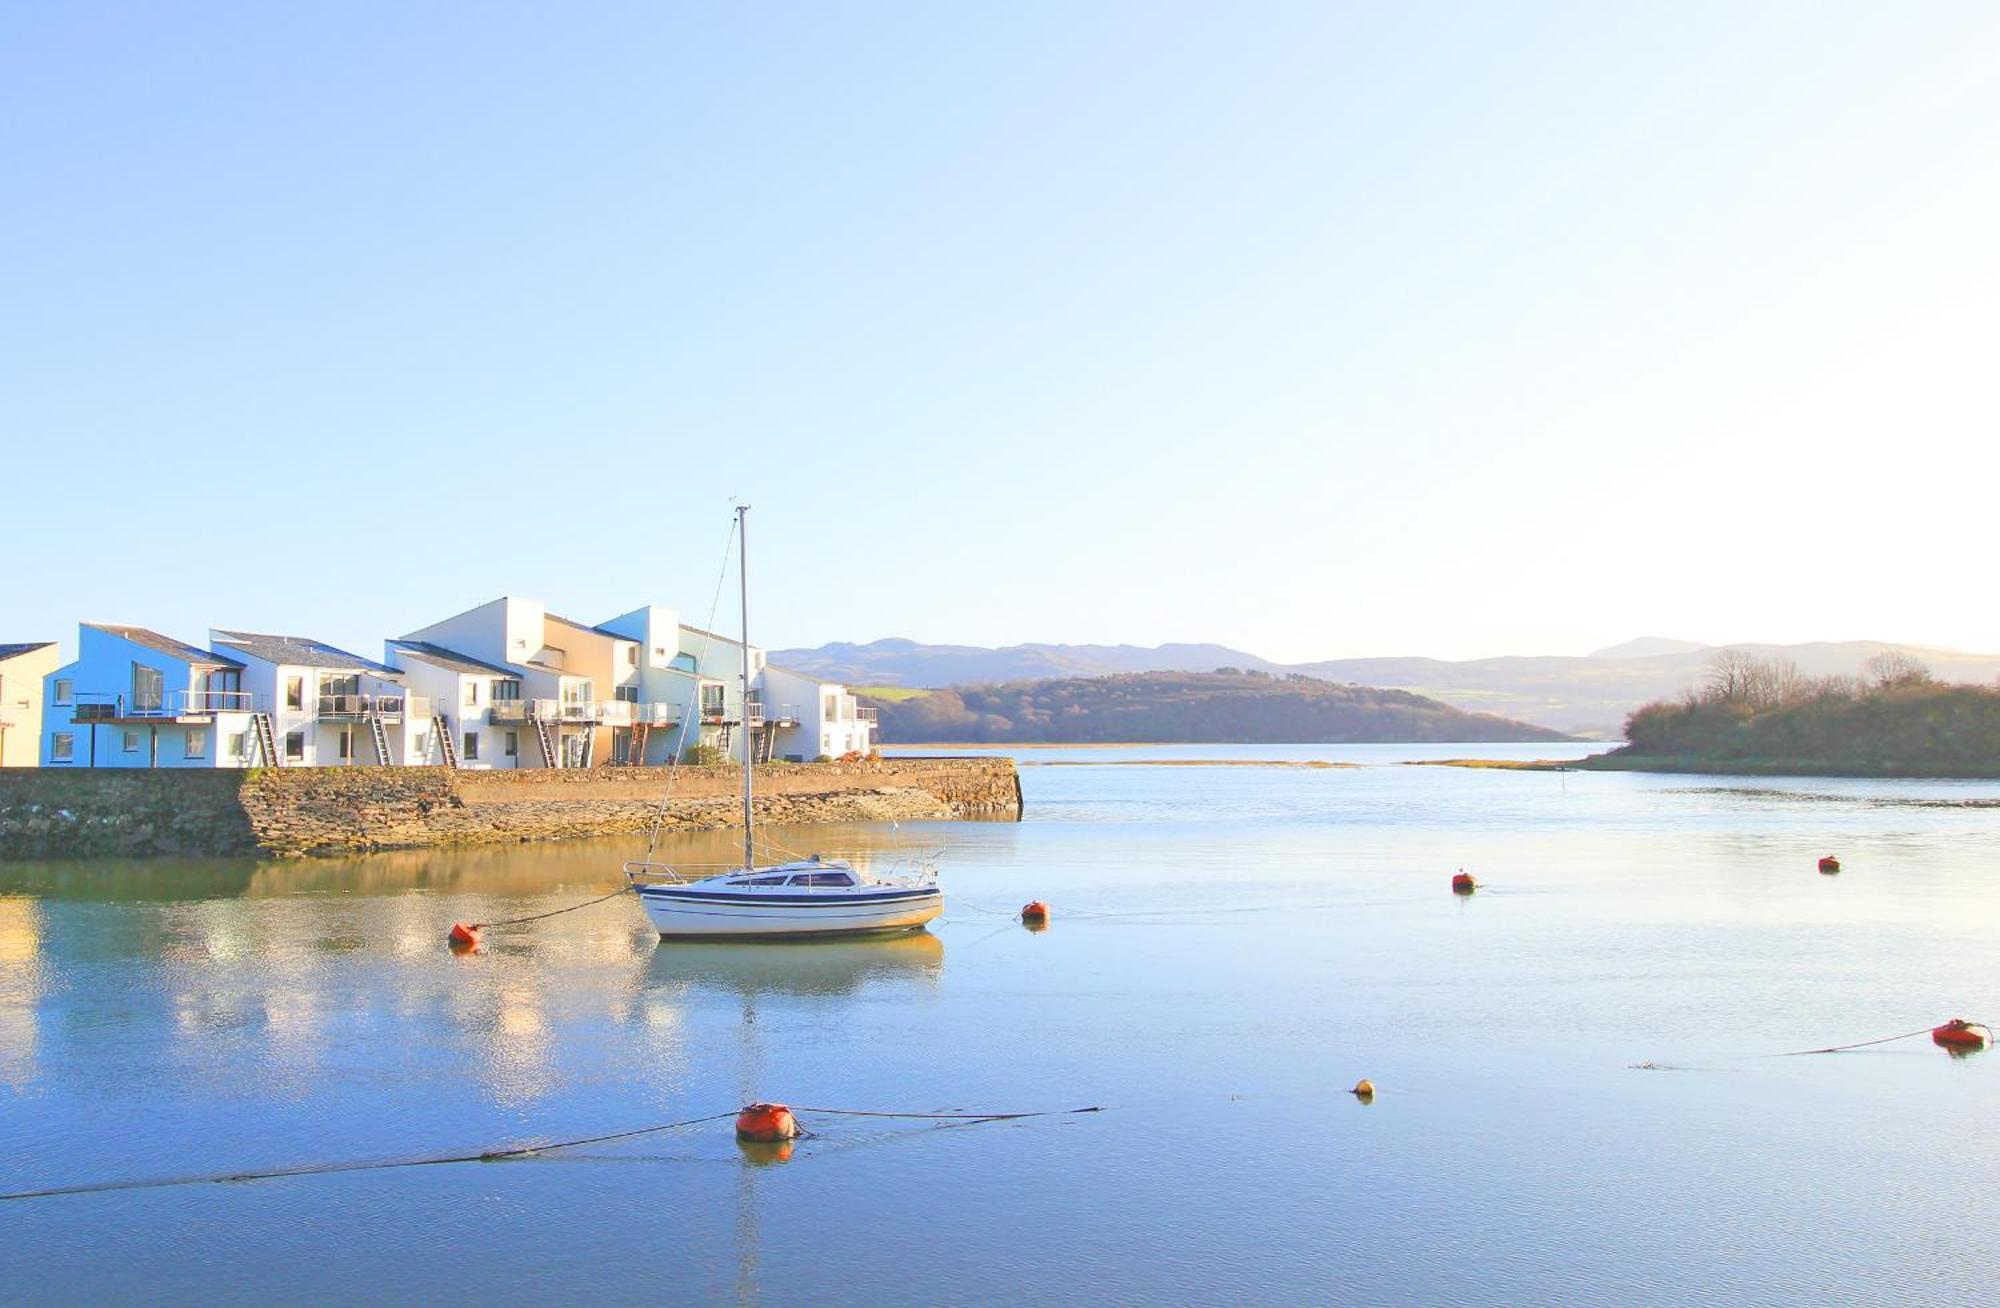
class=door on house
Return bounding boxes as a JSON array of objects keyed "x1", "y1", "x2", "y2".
[{"x1": 132, "y1": 663, "x2": 164, "y2": 713}]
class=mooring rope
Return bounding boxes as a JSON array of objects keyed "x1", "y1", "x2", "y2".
[
  {"x1": 1770, "y1": 1021, "x2": 1992, "y2": 1057},
  {"x1": 796, "y1": 1106, "x2": 1103, "y2": 1121},
  {"x1": 0, "y1": 1111, "x2": 740, "y2": 1203},
  {"x1": 0, "y1": 1102, "x2": 1108, "y2": 1203},
  {"x1": 471, "y1": 886, "x2": 633, "y2": 931}
]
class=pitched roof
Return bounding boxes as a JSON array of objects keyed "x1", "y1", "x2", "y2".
[
  {"x1": 679, "y1": 622, "x2": 746, "y2": 648},
  {"x1": 211, "y1": 630, "x2": 399, "y2": 677},
  {"x1": 84, "y1": 624, "x2": 243, "y2": 668},
  {"x1": 0, "y1": 641, "x2": 55, "y2": 662},
  {"x1": 548, "y1": 613, "x2": 634, "y2": 641},
  {"x1": 386, "y1": 640, "x2": 519, "y2": 678}
]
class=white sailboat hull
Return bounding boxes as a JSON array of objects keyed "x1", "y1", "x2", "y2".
[{"x1": 637, "y1": 883, "x2": 943, "y2": 940}]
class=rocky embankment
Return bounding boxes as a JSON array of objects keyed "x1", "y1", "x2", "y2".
[{"x1": 0, "y1": 757, "x2": 1021, "y2": 860}]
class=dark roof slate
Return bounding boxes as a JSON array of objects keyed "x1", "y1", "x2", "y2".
[
  {"x1": 211, "y1": 630, "x2": 399, "y2": 677},
  {"x1": 386, "y1": 640, "x2": 520, "y2": 678},
  {"x1": 0, "y1": 641, "x2": 55, "y2": 662},
  {"x1": 84, "y1": 624, "x2": 243, "y2": 668}
]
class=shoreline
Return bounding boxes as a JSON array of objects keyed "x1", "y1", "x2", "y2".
[{"x1": 1418, "y1": 754, "x2": 2000, "y2": 780}]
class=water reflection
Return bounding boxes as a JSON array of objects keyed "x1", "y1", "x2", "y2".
[
  {"x1": 645, "y1": 932, "x2": 945, "y2": 1001},
  {"x1": 0, "y1": 898, "x2": 43, "y2": 1088}
]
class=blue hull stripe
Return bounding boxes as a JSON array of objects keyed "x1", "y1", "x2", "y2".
[{"x1": 636, "y1": 889, "x2": 940, "y2": 908}]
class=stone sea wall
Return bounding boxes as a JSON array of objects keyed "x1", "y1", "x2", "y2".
[{"x1": 0, "y1": 758, "x2": 1021, "y2": 860}]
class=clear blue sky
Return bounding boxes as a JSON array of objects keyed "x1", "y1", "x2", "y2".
[{"x1": 6, "y1": 3, "x2": 1997, "y2": 663}]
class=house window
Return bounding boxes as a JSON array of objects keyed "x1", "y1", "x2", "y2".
[
  {"x1": 185, "y1": 728, "x2": 207, "y2": 759},
  {"x1": 463, "y1": 732, "x2": 480, "y2": 761},
  {"x1": 615, "y1": 685, "x2": 639, "y2": 703},
  {"x1": 132, "y1": 663, "x2": 163, "y2": 711},
  {"x1": 53, "y1": 678, "x2": 72, "y2": 706},
  {"x1": 504, "y1": 731, "x2": 518, "y2": 758},
  {"x1": 625, "y1": 646, "x2": 638, "y2": 667},
  {"x1": 228, "y1": 732, "x2": 249, "y2": 760},
  {"x1": 337, "y1": 728, "x2": 352, "y2": 760},
  {"x1": 122, "y1": 729, "x2": 140, "y2": 753},
  {"x1": 51, "y1": 732, "x2": 74, "y2": 762},
  {"x1": 493, "y1": 680, "x2": 521, "y2": 702},
  {"x1": 702, "y1": 684, "x2": 726, "y2": 716},
  {"x1": 464, "y1": 682, "x2": 480, "y2": 708},
  {"x1": 285, "y1": 677, "x2": 304, "y2": 710},
  {"x1": 284, "y1": 730, "x2": 305, "y2": 761}
]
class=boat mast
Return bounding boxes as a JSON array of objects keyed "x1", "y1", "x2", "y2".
[{"x1": 737, "y1": 503, "x2": 754, "y2": 871}]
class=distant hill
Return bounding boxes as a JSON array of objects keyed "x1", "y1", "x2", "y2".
[
  {"x1": 772, "y1": 638, "x2": 1280, "y2": 687},
  {"x1": 781, "y1": 636, "x2": 2000, "y2": 737},
  {"x1": 858, "y1": 671, "x2": 1573, "y2": 744}
]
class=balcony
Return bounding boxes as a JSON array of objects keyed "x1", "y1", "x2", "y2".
[
  {"x1": 488, "y1": 698, "x2": 635, "y2": 726},
  {"x1": 316, "y1": 693, "x2": 419, "y2": 720},
  {"x1": 856, "y1": 705, "x2": 879, "y2": 727},
  {"x1": 72, "y1": 689, "x2": 256, "y2": 721},
  {"x1": 631, "y1": 701, "x2": 682, "y2": 727}
]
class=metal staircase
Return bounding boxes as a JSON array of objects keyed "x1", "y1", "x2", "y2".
[
  {"x1": 251, "y1": 712, "x2": 280, "y2": 767},
  {"x1": 578, "y1": 730, "x2": 594, "y2": 768},
  {"x1": 431, "y1": 713, "x2": 458, "y2": 768},
  {"x1": 628, "y1": 721, "x2": 651, "y2": 765},
  {"x1": 367, "y1": 712, "x2": 392, "y2": 765},
  {"x1": 532, "y1": 713, "x2": 557, "y2": 768}
]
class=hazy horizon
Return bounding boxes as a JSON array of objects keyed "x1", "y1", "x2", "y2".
[{"x1": 6, "y1": 5, "x2": 1996, "y2": 662}]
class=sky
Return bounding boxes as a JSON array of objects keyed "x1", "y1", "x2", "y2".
[{"x1": 5, "y1": 3, "x2": 1998, "y2": 664}]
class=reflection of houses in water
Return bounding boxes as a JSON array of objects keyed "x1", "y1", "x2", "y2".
[
  {"x1": 0, "y1": 898, "x2": 43, "y2": 1088},
  {"x1": 0, "y1": 834, "x2": 950, "y2": 1111}
]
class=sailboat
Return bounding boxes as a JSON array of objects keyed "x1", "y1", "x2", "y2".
[{"x1": 624, "y1": 505, "x2": 943, "y2": 940}]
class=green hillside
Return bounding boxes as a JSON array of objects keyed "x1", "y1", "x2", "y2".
[{"x1": 859, "y1": 671, "x2": 1573, "y2": 744}]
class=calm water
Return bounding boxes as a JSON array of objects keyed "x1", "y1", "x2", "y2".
[{"x1": 4, "y1": 743, "x2": 1999, "y2": 1305}]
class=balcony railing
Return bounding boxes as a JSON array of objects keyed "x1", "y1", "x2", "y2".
[
  {"x1": 855, "y1": 705, "x2": 879, "y2": 726},
  {"x1": 72, "y1": 689, "x2": 256, "y2": 719},
  {"x1": 487, "y1": 697, "x2": 679, "y2": 727},
  {"x1": 316, "y1": 693, "x2": 417, "y2": 720}
]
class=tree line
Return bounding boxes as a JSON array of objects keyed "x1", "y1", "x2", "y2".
[{"x1": 1617, "y1": 651, "x2": 2000, "y2": 773}]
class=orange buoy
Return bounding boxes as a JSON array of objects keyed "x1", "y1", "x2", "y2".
[
  {"x1": 1020, "y1": 900, "x2": 1050, "y2": 924},
  {"x1": 1931, "y1": 1019, "x2": 1988, "y2": 1051},
  {"x1": 447, "y1": 922, "x2": 481, "y2": 949},
  {"x1": 1817, "y1": 855, "x2": 1841, "y2": 874},
  {"x1": 735, "y1": 1102, "x2": 802, "y2": 1142},
  {"x1": 1451, "y1": 871, "x2": 1476, "y2": 894},
  {"x1": 1350, "y1": 1079, "x2": 1375, "y2": 1100}
]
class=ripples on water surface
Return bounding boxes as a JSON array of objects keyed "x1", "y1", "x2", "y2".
[{"x1": 3, "y1": 743, "x2": 1998, "y2": 1305}]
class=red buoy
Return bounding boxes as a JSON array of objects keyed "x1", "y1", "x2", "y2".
[
  {"x1": 735, "y1": 1102, "x2": 802, "y2": 1142},
  {"x1": 1451, "y1": 871, "x2": 1476, "y2": 894},
  {"x1": 1817, "y1": 855, "x2": 1841, "y2": 874},
  {"x1": 447, "y1": 922, "x2": 481, "y2": 949},
  {"x1": 1932, "y1": 1019, "x2": 1988, "y2": 1051},
  {"x1": 1020, "y1": 900, "x2": 1050, "y2": 924}
]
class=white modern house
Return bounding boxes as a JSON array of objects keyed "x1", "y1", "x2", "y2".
[
  {"x1": 208, "y1": 631, "x2": 422, "y2": 767},
  {"x1": 596, "y1": 606, "x2": 876, "y2": 763},
  {"x1": 759, "y1": 661, "x2": 877, "y2": 761},
  {"x1": 0, "y1": 642, "x2": 61, "y2": 768},
  {"x1": 383, "y1": 640, "x2": 528, "y2": 769},
  {"x1": 41, "y1": 624, "x2": 257, "y2": 768},
  {"x1": 396, "y1": 597, "x2": 682, "y2": 769}
]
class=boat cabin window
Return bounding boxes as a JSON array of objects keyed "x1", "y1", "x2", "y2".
[
  {"x1": 789, "y1": 871, "x2": 856, "y2": 887},
  {"x1": 736, "y1": 874, "x2": 792, "y2": 886}
]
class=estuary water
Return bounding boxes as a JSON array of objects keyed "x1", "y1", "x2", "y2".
[{"x1": 3, "y1": 743, "x2": 1998, "y2": 1306}]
